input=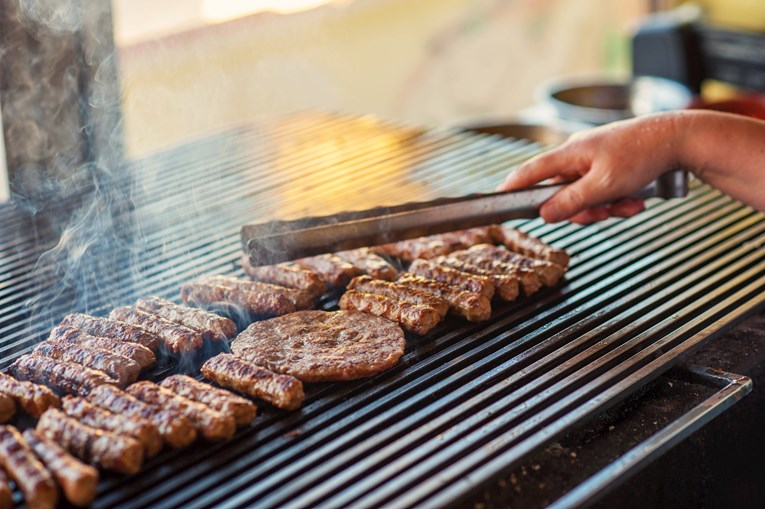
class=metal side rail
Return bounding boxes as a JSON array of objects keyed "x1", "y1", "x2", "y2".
[{"x1": 549, "y1": 364, "x2": 752, "y2": 509}]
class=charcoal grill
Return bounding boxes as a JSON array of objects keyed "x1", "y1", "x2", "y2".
[{"x1": 0, "y1": 112, "x2": 763, "y2": 508}]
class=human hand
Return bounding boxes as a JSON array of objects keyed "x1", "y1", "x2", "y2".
[{"x1": 498, "y1": 113, "x2": 683, "y2": 224}]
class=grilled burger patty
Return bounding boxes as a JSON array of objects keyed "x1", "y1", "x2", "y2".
[{"x1": 231, "y1": 310, "x2": 407, "y2": 382}]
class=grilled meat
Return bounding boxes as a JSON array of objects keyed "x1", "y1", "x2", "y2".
[
  {"x1": 205, "y1": 275, "x2": 316, "y2": 311},
  {"x1": 10, "y1": 356, "x2": 116, "y2": 397},
  {"x1": 62, "y1": 396, "x2": 162, "y2": 457},
  {"x1": 231, "y1": 310, "x2": 406, "y2": 382},
  {"x1": 127, "y1": 382, "x2": 236, "y2": 442},
  {"x1": 0, "y1": 468, "x2": 12, "y2": 509},
  {"x1": 23, "y1": 429, "x2": 98, "y2": 507},
  {"x1": 293, "y1": 254, "x2": 362, "y2": 288},
  {"x1": 0, "y1": 394, "x2": 14, "y2": 424},
  {"x1": 135, "y1": 296, "x2": 237, "y2": 342},
  {"x1": 490, "y1": 225, "x2": 570, "y2": 267},
  {"x1": 86, "y1": 385, "x2": 196, "y2": 448},
  {"x1": 448, "y1": 250, "x2": 542, "y2": 295},
  {"x1": 181, "y1": 280, "x2": 296, "y2": 319},
  {"x1": 48, "y1": 326, "x2": 156, "y2": 369},
  {"x1": 240, "y1": 257, "x2": 328, "y2": 296},
  {"x1": 466, "y1": 244, "x2": 566, "y2": 287},
  {"x1": 0, "y1": 373, "x2": 60, "y2": 418},
  {"x1": 160, "y1": 375, "x2": 257, "y2": 426},
  {"x1": 339, "y1": 290, "x2": 442, "y2": 335},
  {"x1": 372, "y1": 227, "x2": 494, "y2": 261},
  {"x1": 201, "y1": 354, "x2": 304, "y2": 410},
  {"x1": 33, "y1": 342, "x2": 141, "y2": 387},
  {"x1": 334, "y1": 248, "x2": 398, "y2": 281},
  {"x1": 397, "y1": 275, "x2": 492, "y2": 322},
  {"x1": 348, "y1": 275, "x2": 449, "y2": 318},
  {"x1": 0, "y1": 425, "x2": 57, "y2": 509},
  {"x1": 408, "y1": 258, "x2": 495, "y2": 299},
  {"x1": 36, "y1": 408, "x2": 144, "y2": 475},
  {"x1": 59, "y1": 313, "x2": 161, "y2": 352},
  {"x1": 109, "y1": 306, "x2": 203, "y2": 354},
  {"x1": 433, "y1": 256, "x2": 520, "y2": 301}
]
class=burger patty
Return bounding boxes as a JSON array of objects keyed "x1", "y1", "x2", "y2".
[{"x1": 231, "y1": 310, "x2": 406, "y2": 382}]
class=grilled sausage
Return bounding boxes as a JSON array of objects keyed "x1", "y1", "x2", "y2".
[
  {"x1": 466, "y1": 244, "x2": 566, "y2": 287},
  {"x1": 86, "y1": 385, "x2": 196, "y2": 448},
  {"x1": 339, "y1": 290, "x2": 442, "y2": 335},
  {"x1": 205, "y1": 275, "x2": 316, "y2": 311},
  {"x1": 0, "y1": 373, "x2": 60, "y2": 418},
  {"x1": 48, "y1": 326, "x2": 156, "y2": 370},
  {"x1": 10, "y1": 356, "x2": 117, "y2": 397},
  {"x1": 432, "y1": 256, "x2": 520, "y2": 301},
  {"x1": 33, "y1": 342, "x2": 141, "y2": 387},
  {"x1": 62, "y1": 396, "x2": 162, "y2": 457},
  {"x1": 127, "y1": 382, "x2": 236, "y2": 442},
  {"x1": 397, "y1": 275, "x2": 492, "y2": 322},
  {"x1": 201, "y1": 354, "x2": 304, "y2": 411},
  {"x1": 293, "y1": 254, "x2": 362, "y2": 288},
  {"x1": 240, "y1": 257, "x2": 328, "y2": 296},
  {"x1": 160, "y1": 375, "x2": 257, "y2": 426},
  {"x1": 448, "y1": 249, "x2": 542, "y2": 295},
  {"x1": 334, "y1": 248, "x2": 398, "y2": 281},
  {"x1": 347, "y1": 275, "x2": 449, "y2": 318},
  {"x1": 0, "y1": 425, "x2": 57, "y2": 509},
  {"x1": 490, "y1": 225, "x2": 570, "y2": 267},
  {"x1": 0, "y1": 395, "x2": 14, "y2": 424},
  {"x1": 59, "y1": 313, "x2": 161, "y2": 352},
  {"x1": 135, "y1": 296, "x2": 237, "y2": 342},
  {"x1": 408, "y1": 258, "x2": 495, "y2": 299},
  {"x1": 37, "y1": 408, "x2": 144, "y2": 475},
  {"x1": 109, "y1": 306, "x2": 203, "y2": 354},
  {"x1": 372, "y1": 227, "x2": 494, "y2": 262},
  {"x1": 23, "y1": 429, "x2": 98, "y2": 507},
  {"x1": 0, "y1": 468, "x2": 12, "y2": 509},
  {"x1": 181, "y1": 281, "x2": 295, "y2": 319}
]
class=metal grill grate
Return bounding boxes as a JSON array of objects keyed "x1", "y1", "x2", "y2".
[{"x1": 0, "y1": 112, "x2": 764, "y2": 508}]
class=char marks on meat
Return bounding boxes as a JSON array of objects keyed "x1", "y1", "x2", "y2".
[
  {"x1": 0, "y1": 394, "x2": 14, "y2": 424},
  {"x1": 348, "y1": 275, "x2": 449, "y2": 318},
  {"x1": 108, "y1": 306, "x2": 203, "y2": 354},
  {"x1": 231, "y1": 310, "x2": 406, "y2": 382},
  {"x1": 448, "y1": 250, "x2": 542, "y2": 295},
  {"x1": 0, "y1": 425, "x2": 57, "y2": 509},
  {"x1": 339, "y1": 290, "x2": 442, "y2": 335},
  {"x1": 466, "y1": 244, "x2": 566, "y2": 286},
  {"x1": 334, "y1": 248, "x2": 398, "y2": 281},
  {"x1": 48, "y1": 326, "x2": 156, "y2": 370},
  {"x1": 434, "y1": 256, "x2": 521, "y2": 301},
  {"x1": 408, "y1": 258, "x2": 495, "y2": 299},
  {"x1": 59, "y1": 313, "x2": 161, "y2": 352},
  {"x1": 490, "y1": 225, "x2": 570, "y2": 267},
  {"x1": 135, "y1": 295, "x2": 237, "y2": 342},
  {"x1": 205, "y1": 275, "x2": 316, "y2": 311},
  {"x1": 10, "y1": 356, "x2": 116, "y2": 397},
  {"x1": 86, "y1": 385, "x2": 197, "y2": 449},
  {"x1": 241, "y1": 257, "x2": 328, "y2": 296},
  {"x1": 398, "y1": 274, "x2": 492, "y2": 322},
  {"x1": 160, "y1": 375, "x2": 257, "y2": 426},
  {"x1": 23, "y1": 429, "x2": 99, "y2": 507},
  {"x1": 181, "y1": 280, "x2": 295, "y2": 319},
  {"x1": 372, "y1": 227, "x2": 494, "y2": 262},
  {"x1": 62, "y1": 396, "x2": 162, "y2": 457},
  {"x1": 201, "y1": 354, "x2": 304, "y2": 410},
  {"x1": 128, "y1": 382, "x2": 236, "y2": 441},
  {"x1": 0, "y1": 373, "x2": 60, "y2": 418},
  {"x1": 36, "y1": 408, "x2": 144, "y2": 475},
  {"x1": 293, "y1": 254, "x2": 362, "y2": 288},
  {"x1": 33, "y1": 342, "x2": 141, "y2": 387}
]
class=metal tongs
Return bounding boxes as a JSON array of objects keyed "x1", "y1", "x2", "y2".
[{"x1": 242, "y1": 169, "x2": 688, "y2": 265}]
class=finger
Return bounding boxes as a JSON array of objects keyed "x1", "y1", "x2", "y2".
[
  {"x1": 539, "y1": 165, "x2": 630, "y2": 223},
  {"x1": 566, "y1": 207, "x2": 610, "y2": 225},
  {"x1": 497, "y1": 146, "x2": 589, "y2": 191},
  {"x1": 606, "y1": 198, "x2": 645, "y2": 218}
]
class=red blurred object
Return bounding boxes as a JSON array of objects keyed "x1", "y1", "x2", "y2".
[{"x1": 689, "y1": 94, "x2": 765, "y2": 120}]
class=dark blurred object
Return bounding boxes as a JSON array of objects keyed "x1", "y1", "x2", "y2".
[
  {"x1": 690, "y1": 94, "x2": 765, "y2": 120},
  {"x1": 462, "y1": 123, "x2": 569, "y2": 145},
  {"x1": 633, "y1": 5, "x2": 765, "y2": 94},
  {"x1": 537, "y1": 75, "x2": 692, "y2": 125}
]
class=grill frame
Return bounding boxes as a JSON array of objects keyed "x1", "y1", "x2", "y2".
[{"x1": 0, "y1": 113, "x2": 763, "y2": 508}]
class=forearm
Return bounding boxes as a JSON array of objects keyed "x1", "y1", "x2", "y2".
[{"x1": 678, "y1": 111, "x2": 765, "y2": 210}]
